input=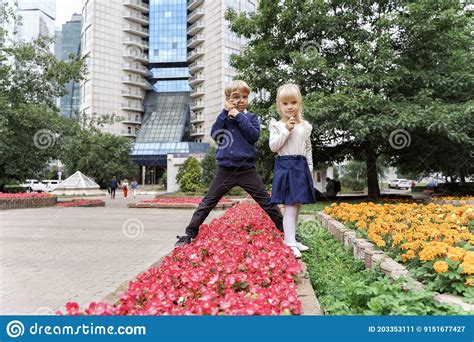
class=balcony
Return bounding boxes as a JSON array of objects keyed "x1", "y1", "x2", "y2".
[
  {"x1": 187, "y1": 0, "x2": 204, "y2": 11},
  {"x1": 187, "y1": 34, "x2": 204, "y2": 49},
  {"x1": 187, "y1": 20, "x2": 204, "y2": 36},
  {"x1": 121, "y1": 89, "x2": 144, "y2": 99},
  {"x1": 188, "y1": 8, "x2": 204, "y2": 23},
  {"x1": 123, "y1": 24, "x2": 149, "y2": 37},
  {"x1": 123, "y1": 37, "x2": 148, "y2": 50},
  {"x1": 188, "y1": 61, "x2": 204, "y2": 74},
  {"x1": 121, "y1": 129, "x2": 138, "y2": 138},
  {"x1": 186, "y1": 47, "x2": 204, "y2": 62},
  {"x1": 122, "y1": 63, "x2": 150, "y2": 76},
  {"x1": 123, "y1": 51, "x2": 148, "y2": 63},
  {"x1": 122, "y1": 102, "x2": 144, "y2": 112},
  {"x1": 123, "y1": 11, "x2": 149, "y2": 25},
  {"x1": 190, "y1": 100, "x2": 205, "y2": 111},
  {"x1": 122, "y1": 113, "x2": 142, "y2": 124},
  {"x1": 190, "y1": 128, "x2": 205, "y2": 137},
  {"x1": 190, "y1": 115, "x2": 205, "y2": 124},
  {"x1": 122, "y1": 76, "x2": 152, "y2": 89},
  {"x1": 190, "y1": 87, "x2": 205, "y2": 98},
  {"x1": 123, "y1": 0, "x2": 149, "y2": 13},
  {"x1": 189, "y1": 74, "x2": 204, "y2": 86}
]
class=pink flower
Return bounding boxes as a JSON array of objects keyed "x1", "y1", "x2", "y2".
[{"x1": 59, "y1": 202, "x2": 302, "y2": 316}]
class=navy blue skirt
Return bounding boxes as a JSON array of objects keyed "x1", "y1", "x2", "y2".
[{"x1": 270, "y1": 155, "x2": 316, "y2": 205}]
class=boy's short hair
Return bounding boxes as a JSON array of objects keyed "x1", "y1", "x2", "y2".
[{"x1": 224, "y1": 80, "x2": 251, "y2": 97}]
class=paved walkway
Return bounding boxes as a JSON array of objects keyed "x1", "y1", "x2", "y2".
[{"x1": 0, "y1": 194, "x2": 223, "y2": 315}]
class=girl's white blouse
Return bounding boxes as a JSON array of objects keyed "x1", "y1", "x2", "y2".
[{"x1": 268, "y1": 118, "x2": 314, "y2": 173}]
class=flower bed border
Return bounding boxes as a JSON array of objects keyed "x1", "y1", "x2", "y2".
[
  {"x1": 315, "y1": 211, "x2": 474, "y2": 312},
  {"x1": 0, "y1": 196, "x2": 57, "y2": 210},
  {"x1": 127, "y1": 202, "x2": 236, "y2": 209},
  {"x1": 57, "y1": 200, "x2": 105, "y2": 208}
]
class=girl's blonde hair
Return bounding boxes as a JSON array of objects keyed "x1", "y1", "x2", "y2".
[{"x1": 276, "y1": 83, "x2": 304, "y2": 122}]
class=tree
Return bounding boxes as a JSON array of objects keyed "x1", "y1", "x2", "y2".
[
  {"x1": 0, "y1": 3, "x2": 85, "y2": 189},
  {"x1": 59, "y1": 123, "x2": 139, "y2": 188},
  {"x1": 227, "y1": 0, "x2": 473, "y2": 198},
  {"x1": 200, "y1": 145, "x2": 216, "y2": 187},
  {"x1": 178, "y1": 157, "x2": 201, "y2": 193}
]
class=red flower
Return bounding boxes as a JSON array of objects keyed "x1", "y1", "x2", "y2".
[
  {"x1": 142, "y1": 197, "x2": 232, "y2": 204},
  {"x1": 60, "y1": 202, "x2": 302, "y2": 316},
  {"x1": 0, "y1": 192, "x2": 53, "y2": 199},
  {"x1": 57, "y1": 199, "x2": 104, "y2": 207}
]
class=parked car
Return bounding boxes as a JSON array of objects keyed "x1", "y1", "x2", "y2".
[
  {"x1": 42, "y1": 180, "x2": 60, "y2": 192},
  {"x1": 22, "y1": 179, "x2": 60, "y2": 192},
  {"x1": 23, "y1": 179, "x2": 43, "y2": 192},
  {"x1": 388, "y1": 179, "x2": 411, "y2": 190}
]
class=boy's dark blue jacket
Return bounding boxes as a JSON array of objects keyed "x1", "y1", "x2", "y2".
[{"x1": 210, "y1": 109, "x2": 260, "y2": 168}]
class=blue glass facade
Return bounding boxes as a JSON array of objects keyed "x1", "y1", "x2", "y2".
[
  {"x1": 131, "y1": 0, "x2": 209, "y2": 181},
  {"x1": 148, "y1": 0, "x2": 189, "y2": 92}
]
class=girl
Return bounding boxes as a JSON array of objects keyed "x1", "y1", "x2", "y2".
[
  {"x1": 122, "y1": 179, "x2": 129, "y2": 199},
  {"x1": 269, "y1": 83, "x2": 316, "y2": 258}
]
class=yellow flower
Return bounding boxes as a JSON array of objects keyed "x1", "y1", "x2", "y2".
[
  {"x1": 465, "y1": 278, "x2": 473, "y2": 286},
  {"x1": 446, "y1": 247, "x2": 466, "y2": 262},
  {"x1": 433, "y1": 260, "x2": 449, "y2": 273}
]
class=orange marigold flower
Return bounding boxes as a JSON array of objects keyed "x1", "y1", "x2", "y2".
[
  {"x1": 446, "y1": 247, "x2": 466, "y2": 262},
  {"x1": 433, "y1": 260, "x2": 449, "y2": 273}
]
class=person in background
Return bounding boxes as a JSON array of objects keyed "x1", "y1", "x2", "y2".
[
  {"x1": 109, "y1": 176, "x2": 118, "y2": 199},
  {"x1": 122, "y1": 179, "x2": 129, "y2": 199},
  {"x1": 322, "y1": 177, "x2": 337, "y2": 197},
  {"x1": 131, "y1": 178, "x2": 138, "y2": 199}
]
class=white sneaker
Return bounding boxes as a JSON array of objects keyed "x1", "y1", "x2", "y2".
[
  {"x1": 289, "y1": 246, "x2": 302, "y2": 259},
  {"x1": 296, "y1": 241, "x2": 309, "y2": 252}
]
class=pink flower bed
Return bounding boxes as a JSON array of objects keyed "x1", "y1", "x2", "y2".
[
  {"x1": 60, "y1": 202, "x2": 302, "y2": 316},
  {"x1": 246, "y1": 192, "x2": 271, "y2": 199},
  {"x1": 143, "y1": 197, "x2": 233, "y2": 204},
  {"x1": 0, "y1": 192, "x2": 52, "y2": 199},
  {"x1": 57, "y1": 199, "x2": 105, "y2": 207}
]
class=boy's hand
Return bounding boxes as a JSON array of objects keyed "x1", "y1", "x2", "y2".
[
  {"x1": 224, "y1": 99, "x2": 236, "y2": 111},
  {"x1": 228, "y1": 108, "x2": 239, "y2": 118},
  {"x1": 286, "y1": 117, "x2": 296, "y2": 132}
]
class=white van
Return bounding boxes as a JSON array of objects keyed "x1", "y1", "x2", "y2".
[
  {"x1": 23, "y1": 179, "x2": 60, "y2": 192},
  {"x1": 41, "y1": 180, "x2": 60, "y2": 192}
]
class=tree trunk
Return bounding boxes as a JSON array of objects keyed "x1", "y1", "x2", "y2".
[
  {"x1": 460, "y1": 168, "x2": 466, "y2": 185},
  {"x1": 365, "y1": 143, "x2": 381, "y2": 199}
]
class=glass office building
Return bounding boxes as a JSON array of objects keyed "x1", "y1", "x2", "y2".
[
  {"x1": 57, "y1": 13, "x2": 82, "y2": 118},
  {"x1": 131, "y1": 0, "x2": 208, "y2": 184}
]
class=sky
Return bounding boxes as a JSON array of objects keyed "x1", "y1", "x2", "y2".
[{"x1": 55, "y1": 0, "x2": 83, "y2": 28}]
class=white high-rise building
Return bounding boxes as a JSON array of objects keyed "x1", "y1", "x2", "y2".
[
  {"x1": 79, "y1": 0, "x2": 151, "y2": 137},
  {"x1": 15, "y1": 0, "x2": 56, "y2": 50},
  {"x1": 187, "y1": 0, "x2": 256, "y2": 144}
]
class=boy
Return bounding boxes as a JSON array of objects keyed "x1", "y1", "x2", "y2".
[{"x1": 175, "y1": 80, "x2": 283, "y2": 247}]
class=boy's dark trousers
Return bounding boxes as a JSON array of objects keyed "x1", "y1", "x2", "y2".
[{"x1": 185, "y1": 166, "x2": 283, "y2": 238}]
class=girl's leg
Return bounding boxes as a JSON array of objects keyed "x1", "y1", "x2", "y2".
[
  {"x1": 283, "y1": 204, "x2": 298, "y2": 246},
  {"x1": 295, "y1": 203, "x2": 309, "y2": 251}
]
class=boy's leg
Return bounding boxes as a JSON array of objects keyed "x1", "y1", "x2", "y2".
[
  {"x1": 183, "y1": 168, "x2": 236, "y2": 238},
  {"x1": 237, "y1": 168, "x2": 283, "y2": 231}
]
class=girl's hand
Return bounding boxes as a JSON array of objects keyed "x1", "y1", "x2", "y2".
[{"x1": 286, "y1": 117, "x2": 296, "y2": 131}]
